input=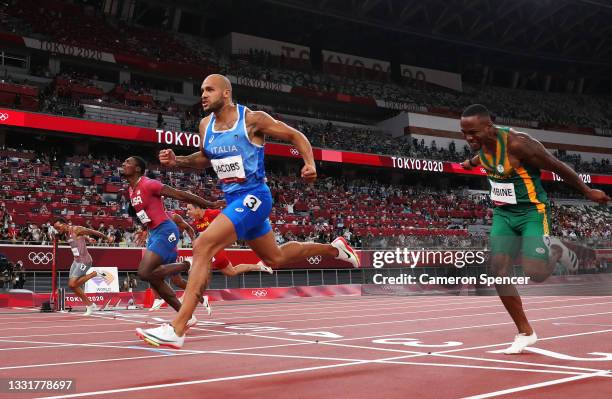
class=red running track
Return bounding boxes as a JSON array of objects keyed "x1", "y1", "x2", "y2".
[{"x1": 0, "y1": 295, "x2": 611, "y2": 398}]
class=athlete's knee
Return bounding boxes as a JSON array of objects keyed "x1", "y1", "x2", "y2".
[
  {"x1": 525, "y1": 268, "x2": 550, "y2": 283},
  {"x1": 491, "y1": 263, "x2": 510, "y2": 277},
  {"x1": 193, "y1": 234, "x2": 219, "y2": 259},
  {"x1": 68, "y1": 279, "x2": 79, "y2": 289},
  {"x1": 259, "y1": 254, "x2": 284, "y2": 268},
  {"x1": 491, "y1": 255, "x2": 511, "y2": 277},
  {"x1": 221, "y1": 266, "x2": 238, "y2": 277},
  {"x1": 523, "y1": 260, "x2": 551, "y2": 283},
  {"x1": 138, "y1": 268, "x2": 153, "y2": 282},
  {"x1": 171, "y1": 275, "x2": 184, "y2": 285}
]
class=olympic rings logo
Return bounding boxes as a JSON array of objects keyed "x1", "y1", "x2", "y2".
[
  {"x1": 28, "y1": 252, "x2": 54, "y2": 265},
  {"x1": 289, "y1": 148, "x2": 300, "y2": 156},
  {"x1": 252, "y1": 289, "x2": 268, "y2": 297},
  {"x1": 0, "y1": 113, "x2": 8, "y2": 121},
  {"x1": 307, "y1": 256, "x2": 322, "y2": 265}
]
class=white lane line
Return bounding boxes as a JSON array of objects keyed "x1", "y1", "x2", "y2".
[
  {"x1": 460, "y1": 370, "x2": 610, "y2": 399},
  {"x1": 230, "y1": 302, "x2": 612, "y2": 333},
  {"x1": 209, "y1": 297, "x2": 602, "y2": 326}
]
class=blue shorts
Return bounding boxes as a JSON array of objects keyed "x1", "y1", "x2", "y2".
[
  {"x1": 222, "y1": 184, "x2": 273, "y2": 241},
  {"x1": 147, "y1": 220, "x2": 179, "y2": 264}
]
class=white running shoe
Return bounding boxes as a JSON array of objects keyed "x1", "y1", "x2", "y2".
[
  {"x1": 502, "y1": 332, "x2": 538, "y2": 354},
  {"x1": 257, "y1": 261, "x2": 273, "y2": 274},
  {"x1": 136, "y1": 323, "x2": 184, "y2": 349},
  {"x1": 202, "y1": 295, "x2": 212, "y2": 316},
  {"x1": 331, "y1": 237, "x2": 360, "y2": 268},
  {"x1": 186, "y1": 315, "x2": 198, "y2": 329},
  {"x1": 84, "y1": 303, "x2": 99, "y2": 316},
  {"x1": 149, "y1": 298, "x2": 165, "y2": 311}
]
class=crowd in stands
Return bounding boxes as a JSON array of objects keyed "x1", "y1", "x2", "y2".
[
  {"x1": 1, "y1": 71, "x2": 610, "y2": 173},
  {"x1": 1, "y1": 0, "x2": 611, "y2": 133},
  {"x1": 554, "y1": 150, "x2": 612, "y2": 175},
  {"x1": 231, "y1": 52, "x2": 612, "y2": 131},
  {"x1": 272, "y1": 118, "x2": 468, "y2": 161},
  {"x1": 1, "y1": 146, "x2": 610, "y2": 251},
  {"x1": 552, "y1": 204, "x2": 611, "y2": 245},
  {"x1": 2, "y1": 0, "x2": 204, "y2": 66},
  {"x1": 0, "y1": 0, "x2": 611, "y2": 174}
]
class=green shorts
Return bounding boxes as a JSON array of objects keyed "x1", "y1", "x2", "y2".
[{"x1": 490, "y1": 204, "x2": 552, "y2": 261}]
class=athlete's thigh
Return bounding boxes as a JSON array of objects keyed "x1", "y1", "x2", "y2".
[
  {"x1": 490, "y1": 253, "x2": 514, "y2": 277},
  {"x1": 69, "y1": 261, "x2": 90, "y2": 278},
  {"x1": 139, "y1": 250, "x2": 164, "y2": 274},
  {"x1": 193, "y1": 214, "x2": 238, "y2": 256},
  {"x1": 246, "y1": 230, "x2": 281, "y2": 263},
  {"x1": 490, "y1": 210, "x2": 520, "y2": 260},
  {"x1": 519, "y1": 208, "x2": 551, "y2": 263},
  {"x1": 147, "y1": 222, "x2": 179, "y2": 264},
  {"x1": 222, "y1": 187, "x2": 273, "y2": 241}
]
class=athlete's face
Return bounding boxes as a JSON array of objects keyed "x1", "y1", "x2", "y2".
[
  {"x1": 120, "y1": 158, "x2": 139, "y2": 178},
  {"x1": 53, "y1": 222, "x2": 67, "y2": 233},
  {"x1": 201, "y1": 79, "x2": 228, "y2": 112},
  {"x1": 186, "y1": 204, "x2": 200, "y2": 220},
  {"x1": 460, "y1": 116, "x2": 493, "y2": 151}
]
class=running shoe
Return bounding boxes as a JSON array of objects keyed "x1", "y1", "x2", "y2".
[{"x1": 331, "y1": 237, "x2": 360, "y2": 268}]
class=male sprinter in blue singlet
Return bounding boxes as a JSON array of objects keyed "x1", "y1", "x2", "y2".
[{"x1": 137, "y1": 74, "x2": 360, "y2": 348}]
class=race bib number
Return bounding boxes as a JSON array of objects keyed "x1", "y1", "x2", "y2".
[
  {"x1": 71, "y1": 247, "x2": 80, "y2": 257},
  {"x1": 489, "y1": 180, "x2": 517, "y2": 205},
  {"x1": 243, "y1": 194, "x2": 262, "y2": 212},
  {"x1": 211, "y1": 155, "x2": 246, "y2": 183},
  {"x1": 136, "y1": 209, "x2": 152, "y2": 224}
]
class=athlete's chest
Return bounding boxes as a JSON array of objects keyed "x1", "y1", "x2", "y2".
[
  {"x1": 206, "y1": 133, "x2": 243, "y2": 155},
  {"x1": 129, "y1": 185, "x2": 150, "y2": 207},
  {"x1": 480, "y1": 137, "x2": 522, "y2": 177},
  {"x1": 195, "y1": 219, "x2": 211, "y2": 232}
]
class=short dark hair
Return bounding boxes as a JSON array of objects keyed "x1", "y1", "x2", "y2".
[
  {"x1": 462, "y1": 104, "x2": 490, "y2": 118},
  {"x1": 54, "y1": 217, "x2": 68, "y2": 225},
  {"x1": 132, "y1": 156, "x2": 147, "y2": 175}
]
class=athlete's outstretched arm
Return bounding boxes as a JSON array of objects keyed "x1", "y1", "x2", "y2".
[
  {"x1": 249, "y1": 111, "x2": 317, "y2": 183},
  {"x1": 159, "y1": 117, "x2": 212, "y2": 169},
  {"x1": 510, "y1": 132, "x2": 610, "y2": 204},
  {"x1": 74, "y1": 227, "x2": 110, "y2": 241},
  {"x1": 160, "y1": 185, "x2": 220, "y2": 209},
  {"x1": 159, "y1": 149, "x2": 211, "y2": 169},
  {"x1": 171, "y1": 213, "x2": 196, "y2": 242}
]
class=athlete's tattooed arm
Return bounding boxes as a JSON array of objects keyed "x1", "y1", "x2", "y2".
[
  {"x1": 159, "y1": 149, "x2": 211, "y2": 169},
  {"x1": 158, "y1": 116, "x2": 212, "y2": 169},
  {"x1": 247, "y1": 110, "x2": 317, "y2": 183},
  {"x1": 509, "y1": 131, "x2": 610, "y2": 204}
]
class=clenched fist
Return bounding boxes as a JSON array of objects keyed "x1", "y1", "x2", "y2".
[
  {"x1": 159, "y1": 149, "x2": 177, "y2": 167},
  {"x1": 301, "y1": 164, "x2": 317, "y2": 183}
]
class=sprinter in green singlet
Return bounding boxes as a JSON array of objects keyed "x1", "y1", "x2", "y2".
[{"x1": 460, "y1": 104, "x2": 610, "y2": 354}]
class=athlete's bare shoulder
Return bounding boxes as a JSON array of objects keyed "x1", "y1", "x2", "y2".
[
  {"x1": 244, "y1": 108, "x2": 268, "y2": 126},
  {"x1": 507, "y1": 128, "x2": 547, "y2": 162},
  {"x1": 508, "y1": 128, "x2": 537, "y2": 152},
  {"x1": 198, "y1": 115, "x2": 212, "y2": 133}
]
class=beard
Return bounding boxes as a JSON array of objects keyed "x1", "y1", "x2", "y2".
[{"x1": 204, "y1": 98, "x2": 224, "y2": 113}]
